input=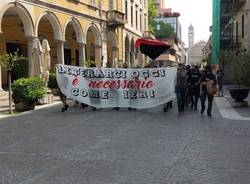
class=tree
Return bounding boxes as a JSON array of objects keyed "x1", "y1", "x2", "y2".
[
  {"x1": 148, "y1": 0, "x2": 157, "y2": 32},
  {"x1": 202, "y1": 53, "x2": 212, "y2": 66},
  {"x1": 218, "y1": 48, "x2": 250, "y2": 88},
  {"x1": 155, "y1": 22, "x2": 176, "y2": 39},
  {"x1": 0, "y1": 50, "x2": 26, "y2": 114}
]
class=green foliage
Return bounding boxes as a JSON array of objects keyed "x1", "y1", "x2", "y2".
[
  {"x1": 12, "y1": 58, "x2": 29, "y2": 81},
  {"x1": 233, "y1": 52, "x2": 250, "y2": 88},
  {"x1": 82, "y1": 60, "x2": 96, "y2": 67},
  {"x1": 148, "y1": 0, "x2": 157, "y2": 33},
  {"x1": 12, "y1": 77, "x2": 46, "y2": 104},
  {"x1": 155, "y1": 22, "x2": 176, "y2": 39},
  {"x1": 48, "y1": 73, "x2": 58, "y2": 89},
  {"x1": 242, "y1": 60, "x2": 250, "y2": 87},
  {"x1": 218, "y1": 49, "x2": 235, "y2": 66},
  {"x1": 202, "y1": 53, "x2": 212, "y2": 65},
  {"x1": 219, "y1": 49, "x2": 250, "y2": 88},
  {"x1": 0, "y1": 50, "x2": 26, "y2": 71}
]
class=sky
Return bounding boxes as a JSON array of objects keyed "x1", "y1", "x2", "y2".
[{"x1": 164, "y1": 0, "x2": 212, "y2": 46}]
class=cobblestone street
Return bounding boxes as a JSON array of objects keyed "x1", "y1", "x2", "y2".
[{"x1": 0, "y1": 103, "x2": 250, "y2": 184}]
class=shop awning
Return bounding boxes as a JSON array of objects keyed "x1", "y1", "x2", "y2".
[{"x1": 135, "y1": 38, "x2": 171, "y2": 60}]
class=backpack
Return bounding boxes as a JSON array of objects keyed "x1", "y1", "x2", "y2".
[{"x1": 206, "y1": 81, "x2": 218, "y2": 95}]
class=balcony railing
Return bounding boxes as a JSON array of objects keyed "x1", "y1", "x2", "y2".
[{"x1": 107, "y1": 10, "x2": 125, "y2": 28}]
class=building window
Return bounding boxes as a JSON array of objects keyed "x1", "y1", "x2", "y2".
[
  {"x1": 125, "y1": 1, "x2": 128, "y2": 21},
  {"x1": 236, "y1": 21, "x2": 239, "y2": 44},
  {"x1": 242, "y1": 14, "x2": 244, "y2": 38},
  {"x1": 131, "y1": 4, "x2": 133, "y2": 26},
  {"x1": 136, "y1": 6, "x2": 138, "y2": 30},
  {"x1": 144, "y1": 14, "x2": 147, "y2": 31},
  {"x1": 140, "y1": 10, "x2": 142, "y2": 31}
]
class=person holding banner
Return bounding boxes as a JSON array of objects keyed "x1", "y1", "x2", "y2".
[
  {"x1": 175, "y1": 63, "x2": 188, "y2": 114},
  {"x1": 58, "y1": 86, "x2": 69, "y2": 112}
]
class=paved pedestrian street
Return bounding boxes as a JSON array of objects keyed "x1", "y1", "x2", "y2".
[{"x1": 0, "y1": 102, "x2": 250, "y2": 184}]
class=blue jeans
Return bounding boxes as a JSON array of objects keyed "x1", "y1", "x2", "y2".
[{"x1": 175, "y1": 87, "x2": 186, "y2": 113}]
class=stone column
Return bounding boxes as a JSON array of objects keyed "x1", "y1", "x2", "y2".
[
  {"x1": 0, "y1": 62, "x2": 2, "y2": 92},
  {"x1": 0, "y1": 33, "x2": 4, "y2": 91},
  {"x1": 56, "y1": 40, "x2": 65, "y2": 64},
  {"x1": 27, "y1": 36, "x2": 35, "y2": 77},
  {"x1": 78, "y1": 43, "x2": 86, "y2": 66},
  {"x1": 113, "y1": 47, "x2": 118, "y2": 67},
  {"x1": 95, "y1": 45, "x2": 102, "y2": 67},
  {"x1": 101, "y1": 23, "x2": 107, "y2": 67}
]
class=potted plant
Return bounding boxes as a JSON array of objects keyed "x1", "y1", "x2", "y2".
[
  {"x1": 0, "y1": 50, "x2": 26, "y2": 114},
  {"x1": 12, "y1": 77, "x2": 46, "y2": 112},
  {"x1": 227, "y1": 50, "x2": 250, "y2": 102},
  {"x1": 48, "y1": 73, "x2": 59, "y2": 95}
]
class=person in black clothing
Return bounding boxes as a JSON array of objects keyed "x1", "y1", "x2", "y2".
[
  {"x1": 217, "y1": 69, "x2": 223, "y2": 96},
  {"x1": 185, "y1": 65, "x2": 192, "y2": 108},
  {"x1": 200, "y1": 65, "x2": 217, "y2": 117},
  {"x1": 89, "y1": 62, "x2": 97, "y2": 111},
  {"x1": 175, "y1": 63, "x2": 188, "y2": 114},
  {"x1": 187, "y1": 65, "x2": 201, "y2": 110},
  {"x1": 58, "y1": 87, "x2": 69, "y2": 112}
]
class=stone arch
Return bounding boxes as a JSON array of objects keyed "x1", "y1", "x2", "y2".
[
  {"x1": 85, "y1": 23, "x2": 101, "y2": 46},
  {"x1": 35, "y1": 11, "x2": 62, "y2": 40},
  {"x1": 86, "y1": 23, "x2": 102, "y2": 66},
  {"x1": 63, "y1": 17, "x2": 84, "y2": 44},
  {"x1": 107, "y1": 31, "x2": 118, "y2": 67},
  {"x1": 0, "y1": 2, "x2": 34, "y2": 37}
]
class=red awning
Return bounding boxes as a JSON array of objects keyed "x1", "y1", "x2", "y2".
[{"x1": 135, "y1": 38, "x2": 171, "y2": 60}]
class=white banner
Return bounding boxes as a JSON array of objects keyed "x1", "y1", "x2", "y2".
[{"x1": 56, "y1": 64, "x2": 177, "y2": 109}]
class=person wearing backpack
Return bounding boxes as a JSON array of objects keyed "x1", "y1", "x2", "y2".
[{"x1": 200, "y1": 65, "x2": 217, "y2": 117}]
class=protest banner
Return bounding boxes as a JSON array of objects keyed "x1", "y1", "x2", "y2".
[{"x1": 56, "y1": 64, "x2": 176, "y2": 109}]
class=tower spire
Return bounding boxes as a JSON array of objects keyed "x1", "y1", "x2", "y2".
[{"x1": 188, "y1": 24, "x2": 194, "y2": 48}]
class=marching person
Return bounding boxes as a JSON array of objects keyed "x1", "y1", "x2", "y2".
[
  {"x1": 58, "y1": 87, "x2": 69, "y2": 112},
  {"x1": 187, "y1": 65, "x2": 201, "y2": 110},
  {"x1": 216, "y1": 68, "x2": 223, "y2": 96},
  {"x1": 200, "y1": 65, "x2": 217, "y2": 117},
  {"x1": 89, "y1": 62, "x2": 97, "y2": 111},
  {"x1": 185, "y1": 65, "x2": 192, "y2": 108},
  {"x1": 175, "y1": 63, "x2": 188, "y2": 114}
]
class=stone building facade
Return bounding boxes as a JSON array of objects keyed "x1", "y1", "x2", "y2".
[
  {"x1": 123, "y1": 0, "x2": 148, "y2": 67},
  {"x1": 188, "y1": 41, "x2": 206, "y2": 66},
  {"x1": 0, "y1": 0, "x2": 148, "y2": 90}
]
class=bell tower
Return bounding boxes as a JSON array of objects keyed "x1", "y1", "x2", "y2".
[{"x1": 188, "y1": 24, "x2": 194, "y2": 48}]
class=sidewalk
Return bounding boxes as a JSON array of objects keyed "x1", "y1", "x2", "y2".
[
  {"x1": 1, "y1": 87, "x2": 250, "y2": 121},
  {"x1": 215, "y1": 85, "x2": 250, "y2": 121},
  {"x1": 0, "y1": 90, "x2": 62, "y2": 118}
]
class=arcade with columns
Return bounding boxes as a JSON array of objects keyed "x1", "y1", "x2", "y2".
[{"x1": 0, "y1": 0, "x2": 127, "y2": 90}]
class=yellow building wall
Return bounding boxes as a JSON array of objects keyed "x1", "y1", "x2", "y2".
[{"x1": 1, "y1": 0, "x2": 126, "y2": 87}]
